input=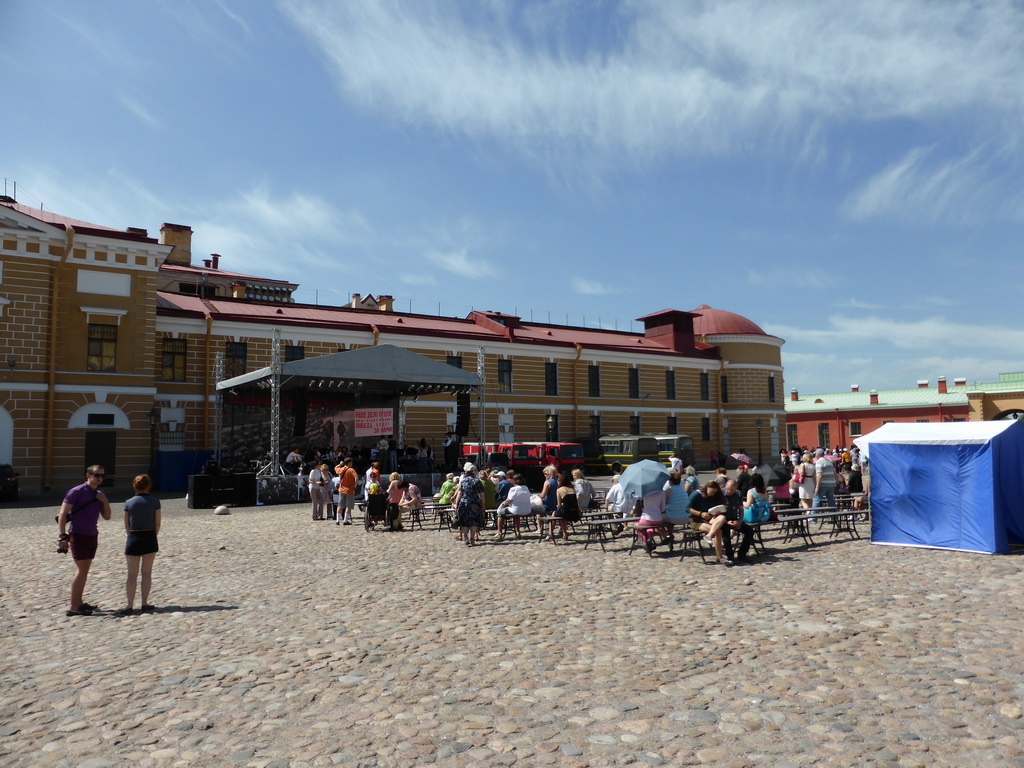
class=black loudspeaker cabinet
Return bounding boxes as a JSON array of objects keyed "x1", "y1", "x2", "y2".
[
  {"x1": 188, "y1": 474, "x2": 213, "y2": 509},
  {"x1": 232, "y1": 473, "x2": 257, "y2": 506},
  {"x1": 456, "y1": 392, "x2": 470, "y2": 437},
  {"x1": 188, "y1": 472, "x2": 257, "y2": 508},
  {"x1": 292, "y1": 390, "x2": 307, "y2": 436}
]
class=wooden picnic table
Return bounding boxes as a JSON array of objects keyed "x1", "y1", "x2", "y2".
[{"x1": 582, "y1": 516, "x2": 639, "y2": 551}]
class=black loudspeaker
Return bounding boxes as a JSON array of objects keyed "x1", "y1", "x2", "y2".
[
  {"x1": 232, "y1": 473, "x2": 257, "y2": 506},
  {"x1": 456, "y1": 392, "x2": 470, "y2": 437},
  {"x1": 188, "y1": 474, "x2": 213, "y2": 509},
  {"x1": 292, "y1": 391, "x2": 307, "y2": 436}
]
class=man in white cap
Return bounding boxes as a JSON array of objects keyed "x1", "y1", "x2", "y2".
[{"x1": 813, "y1": 448, "x2": 837, "y2": 509}]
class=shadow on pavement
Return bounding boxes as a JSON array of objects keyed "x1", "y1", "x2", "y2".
[{"x1": 145, "y1": 604, "x2": 239, "y2": 614}]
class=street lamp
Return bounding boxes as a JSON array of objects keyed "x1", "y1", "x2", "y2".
[{"x1": 755, "y1": 418, "x2": 763, "y2": 465}]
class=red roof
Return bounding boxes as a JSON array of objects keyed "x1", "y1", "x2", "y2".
[
  {"x1": 160, "y1": 262, "x2": 295, "y2": 286},
  {"x1": 0, "y1": 200, "x2": 158, "y2": 243},
  {"x1": 690, "y1": 304, "x2": 767, "y2": 336},
  {"x1": 157, "y1": 293, "x2": 720, "y2": 359}
]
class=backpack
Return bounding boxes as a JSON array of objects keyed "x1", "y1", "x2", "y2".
[{"x1": 743, "y1": 494, "x2": 771, "y2": 524}]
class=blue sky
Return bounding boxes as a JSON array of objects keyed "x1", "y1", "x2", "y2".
[{"x1": 4, "y1": 0, "x2": 1023, "y2": 394}]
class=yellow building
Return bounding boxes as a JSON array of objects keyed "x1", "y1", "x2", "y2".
[
  {"x1": 0, "y1": 197, "x2": 169, "y2": 491},
  {"x1": 1, "y1": 200, "x2": 786, "y2": 492}
]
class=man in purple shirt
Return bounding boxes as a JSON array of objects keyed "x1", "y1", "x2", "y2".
[{"x1": 57, "y1": 465, "x2": 111, "y2": 616}]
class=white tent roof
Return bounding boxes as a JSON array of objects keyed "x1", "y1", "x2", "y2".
[{"x1": 855, "y1": 421, "x2": 1017, "y2": 459}]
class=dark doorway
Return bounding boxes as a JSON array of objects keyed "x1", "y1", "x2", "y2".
[{"x1": 84, "y1": 431, "x2": 117, "y2": 486}]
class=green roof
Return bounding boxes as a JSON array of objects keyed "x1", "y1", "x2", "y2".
[{"x1": 786, "y1": 372, "x2": 1024, "y2": 414}]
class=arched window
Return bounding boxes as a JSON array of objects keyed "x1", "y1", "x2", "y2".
[{"x1": 68, "y1": 402, "x2": 131, "y2": 430}]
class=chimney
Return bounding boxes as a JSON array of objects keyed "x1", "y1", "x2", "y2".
[
  {"x1": 790, "y1": 388, "x2": 798, "y2": 402},
  {"x1": 231, "y1": 282, "x2": 246, "y2": 299},
  {"x1": 851, "y1": 384, "x2": 859, "y2": 392},
  {"x1": 378, "y1": 295, "x2": 394, "y2": 312},
  {"x1": 126, "y1": 226, "x2": 148, "y2": 237},
  {"x1": 350, "y1": 293, "x2": 362, "y2": 308},
  {"x1": 211, "y1": 253, "x2": 220, "y2": 270},
  {"x1": 160, "y1": 223, "x2": 193, "y2": 265},
  {"x1": 938, "y1": 376, "x2": 947, "y2": 395},
  {"x1": 954, "y1": 377, "x2": 967, "y2": 387},
  {"x1": 203, "y1": 259, "x2": 211, "y2": 268},
  {"x1": 869, "y1": 390, "x2": 879, "y2": 405},
  {"x1": 917, "y1": 380, "x2": 928, "y2": 389}
]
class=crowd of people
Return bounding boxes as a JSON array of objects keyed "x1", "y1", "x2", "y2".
[
  {"x1": 283, "y1": 436, "x2": 438, "y2": 477},
  {"x1": 55, "y1": 440, "x2": 870, "y2": 616}
]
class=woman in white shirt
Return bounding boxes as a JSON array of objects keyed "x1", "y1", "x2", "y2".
[
  {"x1": 308, "y1": 463, "x2": 331, "y2": 520},
  {"x1": 572, "y1": 469, "x2": 595, "y2": 510},
  {"x1": 495, "y1": 473, "x2": 532, "y2": 539},
  {"x1": 794, "y1": 452, "x2": 816, "y2": 509}
]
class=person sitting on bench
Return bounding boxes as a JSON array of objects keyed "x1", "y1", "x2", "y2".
[
  {"x1": 722, "y1": 479, "x2": 754, "y2": 562},
  {"x1": 495, "y1": 472, "x2": 531, "y2": 539},
  {"x1": 689, "y1": 481, "x2": 731, "y2": 566}
]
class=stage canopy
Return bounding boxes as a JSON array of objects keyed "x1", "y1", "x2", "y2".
[{"x1": 215, "y1": 343, "x2": 481, "y2": 394}]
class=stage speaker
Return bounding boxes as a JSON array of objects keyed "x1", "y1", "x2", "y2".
[
  {"x1": 456, "y1": 392, "x2": 470, "y2": 437},
  {"x1": 232, "y1": 473, "x2": 257, "y2": 506},
  {"x1": 188, "y1": 474, "x2": 213, "y2": 509},
  {"x1": 292, "y1": 390, "x2": 307, "y2": 436}
]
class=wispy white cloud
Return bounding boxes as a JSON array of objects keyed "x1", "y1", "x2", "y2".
[
  {"x1": 8, "y1": 166, "x2": 509, "y2": 294},
  {"x1": 215, "y1": 0, "x2": 253, "y2": 36},
  {"x1": 572, "y1": 277, "x2": 614, "y2": 296},
  {"x1": 772, "y1": 312, "x2": 1024, "y2": 392},
  {"x1": 398, "y1": 272, "x2": 438, "y2": 287},
  {"x1": 277, "y1": 0, "x2": 1024, "y2": 150},
  {"x1": 278, "y1": 0, "x2": 1024, "y2": 219},
  {"x1": 8, "y1": 165, "x2": 170, "y2": 232},
  {"x1": 834, "y1": 299, "x2": 881, "y2": 310},
  {"x1": 749, "y1": 268, "x2": 835, "y2": 290},
  {"x1": 190, "y1": 184, "x2": 375, "y2": 278},
  {"x1": 117, "y1": 94, "x2": 161, "y2": 128},
  {"x1": 773, "y1": 314, "x2": 1024, "y2": 353},
  {"x1": 913, "y1": 295, "x2": 959, "y2": 309},
  {"x1": 424, "y1": 247, "x2": 497, "y2": 279},
  {"x1": 842, "y1": 144, "x2": 1024, "y2": 223}
]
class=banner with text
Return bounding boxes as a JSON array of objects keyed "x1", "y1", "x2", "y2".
[{"x1": 354, "y1": 408, "x2": 394, "y2": 437}]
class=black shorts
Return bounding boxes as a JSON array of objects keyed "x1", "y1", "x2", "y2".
[
  {"x1": 70, "y1": 534, "x2": 98, "y2": 561},
  {"x1": 125, "y1": 530, "x2": 159, "y2": 557}
]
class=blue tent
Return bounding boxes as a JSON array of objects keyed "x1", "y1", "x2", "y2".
[{"x1": 855, "y1": 421, "x2": 1024, "y2": 554}]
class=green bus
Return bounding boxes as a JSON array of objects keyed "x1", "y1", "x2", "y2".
[
  {"x1": 594, "y1": 434, "x2": 662, "y2": 474},
  {"x1": 652, "y1": 434, "x2": 695, "y2": 467}
]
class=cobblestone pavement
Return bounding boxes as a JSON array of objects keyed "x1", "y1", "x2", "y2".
[{"x1": 2, "y1": 496, "x2": 1023, "y2": 768}]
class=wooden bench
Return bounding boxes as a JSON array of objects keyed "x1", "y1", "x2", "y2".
[
  {"x1": 581, "y1": 516, "x2": 636, "y2": 551},
  {"x1": 536, "y1": 515, "x2": 581, "y2": 543},
  {"x1": 762, "y1": 507, "x2": 868, "y2": 547},
  {"x1": 627, "y1": 521, "x2": 709, "y2": 562}
]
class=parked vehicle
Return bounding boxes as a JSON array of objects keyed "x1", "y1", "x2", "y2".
[
  {"x1": 652, "y1": 434, "x2": 696, "y2": 467},
  {"x1": 536, "y1": 442, "x2": 585, "y2": 473},
  {"x1": 573, "y1": 438, "x2": 610, "y2": 475},
  {"x1": 495, "y1": 442, "x2": 545, "y2": 472},
  {"x1": 0, "y1": 464, "x2": 19, "y2": 501},
  {"x1": 596, "y1": 435, "x2": 661, "y2": 474},
  {"x1": 457, "y1": 445, "x2": 510, "y2": 472}
]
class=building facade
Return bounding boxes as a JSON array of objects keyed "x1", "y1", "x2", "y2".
[
  {"x1": 0, "y1": 198, "x2": 170, "y2": 491},
  {"x1": 1, "y1": 200, "x2": 786, "y2": 492},
  {"x1": 785, "y1": 374, "x2": 1024, "y2": 450}
]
